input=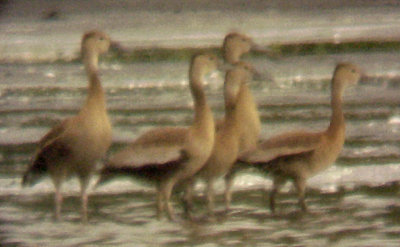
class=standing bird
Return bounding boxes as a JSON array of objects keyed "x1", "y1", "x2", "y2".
[
  {"x1": 184, "y1": 62, "x2": 256, "y2": 216},
  {"x1": 222, "y1": 32, "x2": 261, "y2": 158},
  {"x1": 222, "y1": 32, "x2": 254, "y2": 65},
  {"x1": 22, "y1": 30, "x2": 113, "y2": 222},
  {"x1": 239, "y1": 63, "x2": 361, "y2": 213},
  {"x1": 221, "y1": 32, "x2": 262, "y2": 210},
  {"x1": 97, "y1": 53, "x2": 218, "y2": 221}
]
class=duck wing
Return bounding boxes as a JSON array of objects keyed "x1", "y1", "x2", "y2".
[
  {"x1": 99, "y1": 127, "x2": 189, "y2": 183},
  {"x1": 22, "y1": 137, "x2": 72, "y2": 187},
  {"x1": 38, "y1": 118, "x2": 72, "y2": 147},
  {"x1": 240, "y1": 131, "x2": 323, "y2": 163}
]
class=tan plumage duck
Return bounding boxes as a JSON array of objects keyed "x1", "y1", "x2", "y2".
[
  {"x1": 239, "y1": 63, "x2": 361, "y2": 213},
  {"x1": 222, "y1": 32, "x2": 261, "y2": 157},
  {"x1": 97, "y1": 53, "x2": 218, "y2": 221},
  {"x1": 181, "y1": 33, "x2": 261, "y2": 216},
  {"x1": 221, "y1": 33, "x2": 262, "y2": 210},
  {"x1": 182, "y1": 33, "x2": 262, "y2": 214},
  {"x1": 22, "y1": 30, "x2": 113, "y2": 222},
  {"x1": 185, "y1": 62, "x2": 256, "y2": 216},
  {"x1": 222, "y1": 32, "x2": 254, "y2": 65}
]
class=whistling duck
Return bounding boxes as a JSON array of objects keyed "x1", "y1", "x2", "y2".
[
  {"x1": 185, "y1": 62, "x2": 256, "y2": 216},
  {"x1": 240, "y1": 63, "x2": 361, "y2": 213},
  {"x1": 22, "y1": 30, "x2": 113, "y2": 222},
  {"x1": 97, "y1": 53, "x2": 218, "y2": 221},
  {"x1": 222, "y1": 32, "x2": 262, "y2": 210}
]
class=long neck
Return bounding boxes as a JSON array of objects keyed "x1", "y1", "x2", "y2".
[
  {"x1": 237, "y1": 82, "x2": 261, "y2": 130},
  {"x1": 189, "y1": 63, "x2": 212, "y2": 132},
  {"x1": 81, "y1": 49, "x2": 106, "y2": 112},
  {"x1": 223, "y1": 98, "x2": 240, "y2": 132},
  {"x1": 238, "y1": 83, "x2": 258, "y2": 115},
  {"x1": 327, "y1": 76, "x2": 345, "y2": 136},
  {"x1": 224, "y1": 46, "x2": 242, "y2": 64}
]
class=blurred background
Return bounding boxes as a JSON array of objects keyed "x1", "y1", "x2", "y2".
[
  {"x1": 1, "y1": 1, "x2": 400, "y2": 246},
  {"x1": 2, "y1": 0, "x2": 400, "y2": 62}
]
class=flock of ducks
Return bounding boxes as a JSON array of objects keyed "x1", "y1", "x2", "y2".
[{"x1": 21, "y1": 30, "x2": 362, "y2": 222}]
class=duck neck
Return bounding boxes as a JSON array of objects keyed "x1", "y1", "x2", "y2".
[
  {"x1": 224, "y1": 102, "x2": 239, "y2": 131},
  {"x1": 327, "y1": 77, "x2": 345, "y2": 136},
  {"x1": 223, "y1": 76, "x2": 246, "y2": 134},
  {"x1": 238, "y1": 83, "x2": 258, "y2": 116},
  {"x1": 237, "y1": 81, "x2": 260, "y2": 130},
  {"x1": 224, "y1": 47, "x2": 242, "y2": 64},
  {"x1": 189, "y1": 63, "x2": 212, "y2": 134},
  {"x1": 82, "y1": 49, "x2": 106, "y2": 113}
]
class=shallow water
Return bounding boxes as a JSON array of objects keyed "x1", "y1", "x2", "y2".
[
  {"x1": 1, "y1": 1, "x2": 400, "y2": 247},
  {"x1": 1, "y1": 52, "x2": 400, "y2": 246}
]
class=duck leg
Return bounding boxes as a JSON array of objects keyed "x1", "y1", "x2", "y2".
[
  {"x1": 206, "y1": 177, "x2": 217, "y2": 217},
  {"x1": 294, "y1": 177, "x2": 307, "y2": 212},
  {"x1": 269, "y1": 176, "x2": 286, "y2": 214},
  {"x1": 162, "y1": 179, "x2": 177, "y2": 221},
  {"x1": 79, "y1": 173, "x2": 91, "y2": 223},
  {"x1": 181, "y1": 179, "x2": 195, "y2": 219},
  {"x1": 156, "y1": 183, "x2": 165, "y2": 220},
  {"x1": 224, "y1": 171, "x2": 235, "y2": 212},
  {"x1": 54, "y1": 183, "x2": 63, "y2": 221},
  {"x1": 51, "y1": 171, "x2": 66, "y2": 221}
]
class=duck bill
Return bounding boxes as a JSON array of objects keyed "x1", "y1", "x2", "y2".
[
  {"x1": 109, "y1": 41, "x2": 128, "y2": 54},
  {"x1": 358, "y1": 73, "x2": 376, "y2": 85},
  {"x1": 251, "y1": 43, "x2": 273, "y2": 54},
  {"x1": 252, "y1": 66, "x2": 275, "y2": 82}
]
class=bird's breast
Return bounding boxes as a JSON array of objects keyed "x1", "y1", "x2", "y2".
[
  {"x1": 309, "y1": 132, "x2": 345, "y2": 175},
  {"x1": 70, "y1": 112, "x2": 112, "y2": 161}
]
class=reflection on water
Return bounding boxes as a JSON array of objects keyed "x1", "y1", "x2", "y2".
[
  {"x1": 0, "y1": 52, "x2": 399, "y2": 246},
  {"x1": 1, "y1": 2, "x2": 400, "y2": 246},
  {"x1": 1, "y1": 179, "x2": 400, "y2": 246}
]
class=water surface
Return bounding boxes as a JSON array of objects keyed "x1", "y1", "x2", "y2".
[{"x1": 1, "y1": 2, "x2": 400, "y2": 247}]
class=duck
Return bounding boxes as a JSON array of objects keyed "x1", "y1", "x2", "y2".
[
  {"x1": 221, "y1": 32, "x2": 262, "y2": 210},
  {"x1": 222, "y1": 32, "x2": 254, "y2": 65},
  {"x1": 183, "y1": 62, "x2": 256, "y2": 216},
  {"x1": 22, "y1": 30, "x2": 113, "y2": 222},
  {"x1": 180, "y1": 33, "x2": 262, "y2": 216},
  {"x1": 222, "y1": 32, "x2": 261, "y2": 158},
  {"x1": 96, "y1": 53, "x2": 219, "y2": 221},
  {"x1": 239, "y1": 63, "x2": 362, "y2": 213},
  {"x1": 183, "y1": 33, "x2": 263, "y2": 214}
]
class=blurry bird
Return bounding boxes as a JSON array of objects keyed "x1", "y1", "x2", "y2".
[
  {"x1": 22, "y1": 30, "x2": 113, "y2": 222},
  {"x1": 221, "y1": 32, "x2": 262, "y2": 210},
  {"x1": 96, "y1": 53, "x2": 219, "y2": 221},
  {"x1": 239, "y1": 63, "x2": 362, "y2": 213},
  {"x1": 183, "y1": 62, "x2": 256, "y2": 217}
]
